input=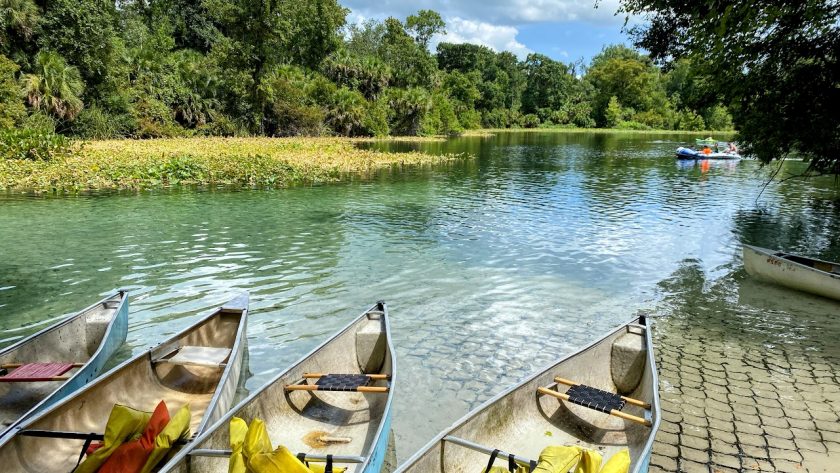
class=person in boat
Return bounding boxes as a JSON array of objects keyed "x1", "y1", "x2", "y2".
[
  {"x1": 702, "y1": 146, "x2": 712, "y2": 155},
  {"x1": 726, "y1": 142, "x2": 738, "y2": 154}
]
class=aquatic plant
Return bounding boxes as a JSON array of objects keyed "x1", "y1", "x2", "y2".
[{"x1": 0, "y1": 136, "x2": 466, "y2": 192}]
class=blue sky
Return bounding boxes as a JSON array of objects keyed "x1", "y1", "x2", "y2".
[{"x1": 342, "y1": 0, "x2": 636, "y2": 64}]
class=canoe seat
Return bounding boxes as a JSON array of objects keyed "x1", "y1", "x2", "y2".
[
  {"x1": 0, "y1": 362, "x2": 76, "y2": 382},
  {"x1": 564, "y1": 384, "x2": 625, "y2": 413},
  {"x1": 162, "y1": 346, "x2": 231, "y2": 368},
  {"x1": 537, "y1": 377, "x2": 651, "y2": 427},
  {"x1": 285, "y1": 373, "x2": 390, "y2": 393}
]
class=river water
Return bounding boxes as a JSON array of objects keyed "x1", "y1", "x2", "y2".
[{"x1": 1, "y1": 131, "x2": 839, "y2": 463}]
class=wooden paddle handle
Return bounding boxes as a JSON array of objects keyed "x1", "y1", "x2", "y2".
[
  {"x1": 285, "y1": 385, "x2": 389, "y2": 393},
  {"x1": 1, "y1": 363, "x2": 83, "y2": 369},
  {"x1": 537, "y1": 387, "x2": 652, "y2": 427},
  {"x1": 303, "y1": 373, "x2": 390, "y2": 380},
  {"x1": 554, "y1": 377, "x2": 651, "y2": 409}
]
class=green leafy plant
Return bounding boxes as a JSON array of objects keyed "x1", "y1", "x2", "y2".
[{"x1": 0, "y1": 128, "x2": 74, "y2": 160}]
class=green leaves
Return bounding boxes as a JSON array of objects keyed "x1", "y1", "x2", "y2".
[{"x1": 0, "y1": 128, "x2": 74, "y2": 161}]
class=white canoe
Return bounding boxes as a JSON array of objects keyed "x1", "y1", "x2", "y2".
[
  {"x1": 0, "y1": 292, "x2": 128, "y2": 437},
  {"x1": 743, "y1": 244, "x2": 840, "y2": 301},
  {"x1": 395, "y1": 317, "x2": 660, "y2": 473},
  {"x1": 0, "y1": 293, "x2": 249, "y2": 471},
  {"x1": 160, "y1": 301, "x2": 395, "y2": 473}
]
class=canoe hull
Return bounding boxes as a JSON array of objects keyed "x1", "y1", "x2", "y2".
[
  {"x1": 675, "y1": 147, "x2": 740, "y2": 160},
  {"x1": 743, "y1": 245, "x2": 840, "y2": 301},
  {"x1": 396, "y1": 317, "x2": 660, "y2": 473},
  {"x1": 161, "y1": 302, "x2": 395, "y2": 473},
  {"x1": 0, "y1": 294, "x2": 249, "y2": 472},
  {"x1": 0, "y1": 291, "x2": 129, "y2": 437}
]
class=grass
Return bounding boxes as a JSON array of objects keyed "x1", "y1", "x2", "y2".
[{"x1": 0, "y1": 136, "x2": 467, "y2": 193}]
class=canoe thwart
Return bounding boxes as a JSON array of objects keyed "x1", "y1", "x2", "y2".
[
  {"x1": 303, "y1": 372, "x2": 390, "y2": 380},
  {"x1": 18, "y1": 429, "x2": 105, "y2": 441},
  {"x1": 188, "y1": 449, "x2": 366, "y2": 463},
  {"x1": 553, "y1": 377, "x2": 651, "y2": 409},
  {"x1": 442, "y1": 435, "x2": 536, "y2": 469},
  {"x1": 1, "y1": 363, "x2": 84, "y2": 369},
  {"x1": 0, "y1": 363, "x2": 76, "y2": 382},
  {"x1": 537, "y1": 387, "x2": 652, "y2": 427}
]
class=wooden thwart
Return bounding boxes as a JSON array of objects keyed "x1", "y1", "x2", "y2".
[
  {"x1": 554, "y1": 377, "x2": 650, "y2": 409},
  {"x1": 285, "y1": 384, "x2": 388, "y2": 393},
  {"x1": 537, "y1": 387, "x2": 651, "y2": 427},
  {"x1": 303, "y1": 373, "x2": 390, "y2": 380},
  {"x1": 1, "y1": 363, "x2": 83, "y2": 369}
]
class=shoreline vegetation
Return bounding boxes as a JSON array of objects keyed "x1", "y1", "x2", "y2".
[
  {"x1": 0, "y1": 137, "x2": 467, "y2": 193},
  {"x1": 1, "y1": 129, "x2": 736, "y2": 193}
]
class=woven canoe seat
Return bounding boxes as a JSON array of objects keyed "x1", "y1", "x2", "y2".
[
  {"x1": 0, "y1": 363, "x2": 75, "y2": 382},
  {"x1": 315, "y1": 374, "x2": 371, "y2": 391},
  {"x1": 165, "y1": 346, "x2": 231, "y2": 368},
  {"x1": 565, "y1": 384, "x2": 626, "y2": 413}
]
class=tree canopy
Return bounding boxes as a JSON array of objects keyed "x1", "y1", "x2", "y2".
[
  {"x1": 620, "y1": 0, "x2": 840, "y2": 173},
  {"x1": 0, "y1": 3, "x2": 736, "y2": 139}
]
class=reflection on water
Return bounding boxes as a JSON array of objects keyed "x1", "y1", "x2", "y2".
[{"x1": 1, "y1": 131, "x2": 839, "y2": 460}]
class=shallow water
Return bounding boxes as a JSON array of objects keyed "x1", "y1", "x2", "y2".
[{"x1": 1, "y1": 131, "x2": 839, "y2": 462}]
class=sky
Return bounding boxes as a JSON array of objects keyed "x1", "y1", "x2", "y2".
[{"x1": 342, "y1": 0, "x2": 637, "y2": 64}]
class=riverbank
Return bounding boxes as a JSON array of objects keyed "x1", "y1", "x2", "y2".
[
  {"x1": 0, "y1": 137, "x2": 465, "y2": 193},
  {"x1": 475, "y1": 127, "x2": 737, "y2": 135}
]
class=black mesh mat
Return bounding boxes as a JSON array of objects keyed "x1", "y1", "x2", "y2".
[
  {"x1": 315, "y1": 374, "x2": 371, "y2": 391},
  {"x1": 565, "y1": 384, "x2": 626, "y2": 413}
]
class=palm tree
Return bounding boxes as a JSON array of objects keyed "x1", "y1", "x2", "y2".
[
  {"x1": 20, "y1": 50, "x2": 84, "y2": 120},
  {"x1": 326, "y1": 87, "x2": 366, "y2": 136}
]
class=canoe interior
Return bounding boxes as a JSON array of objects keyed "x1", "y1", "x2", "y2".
[
  {"x1": 401, "y1": 319, "x2": 657, "y2": 473},
  {"x1": 776, "y1": 252, "x2": 840, "y2": 275},
  {"x1": 0, "y1": 293, "x2": 124, "y2": 431},
  {"x1": 0, "y1": 304, "x2": 246, "y2": 473},
  {"x1": 168, "y1": 305, "x2": 393, "y2": 473}
]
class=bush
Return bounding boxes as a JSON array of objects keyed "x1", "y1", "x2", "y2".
[
  {"x1": 70, "y1": 107, "x2": 137, "y2": 139},
  {"x1": 0, "y1": 55, "x2": 25, "y2": 129},
  {"x1": 361, "y1": 97, "x2": 390, "y2": 136},
  {"x1": 704, "y1": 104, "x2": 734, "y2": 131},
  {"x1": 523, "y1": 113, "x2": 540, "y2": 128},
  {"x1": 676, "y1": 108, "x2": 706, "y2": 131},
  {"x1": 0, "y1": 128, "x2": 75, "y2": 161},
  {"x1": 23, "y1": 113, "x2": 57, "y2": 133},
  {"x1": 616, "y1": 120, "x2": 651, "y2": 130}
]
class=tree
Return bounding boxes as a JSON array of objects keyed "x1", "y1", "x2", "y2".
[
  {"x1": 38, "y1": 0, "x2": 119, "y2": 94},
  {"x1": 20, "y1": 50, "x2": 85, "y2": 121},
  {"x1": 0, "y1": 0, "x2": 39, "y2": 58},
  {"x1": 405, "y1": 9, "x2": 444, "y2": 48},
  {"x1": 0, "y1": 54, "x2": 24, "y2": 127},
  {"x1": 521, "y1": 53, "x2": 576, "y2": 114},
  {"x1": 621, "y1": 0, "x2": 840, "y2": 173},
  {"x1": 605, "y1": 96, "x2": 623, "y2": 128}
]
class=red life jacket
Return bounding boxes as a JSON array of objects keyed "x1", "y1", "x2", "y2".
[{"x1": 98, "y1": 401, "x2": 171, "y2": 473}]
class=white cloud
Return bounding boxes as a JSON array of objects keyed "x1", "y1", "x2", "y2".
[
  {"x1": 431, "y1": 17, "x2": 533, "y2": 59},
  {"x1": 342, "y1": 0, "x2": 630, "y2": 25}
]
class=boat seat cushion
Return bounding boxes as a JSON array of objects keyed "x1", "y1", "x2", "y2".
[
  {"x1": 166, "y1": 346, "x2": 231, "y2": 367},
  {"x1": 565, "y1": 384, "x2": 626, "y2": 413},
  {"x1": 0, "y1": 362, "x2": 75, "y2": 382}
]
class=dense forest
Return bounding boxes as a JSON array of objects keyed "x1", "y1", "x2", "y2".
[{"x1": 0, "y1": 1, "x2": 733, "y2": 140}]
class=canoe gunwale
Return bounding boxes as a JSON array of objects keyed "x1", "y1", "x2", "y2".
[
  {"x1": 1, "y1": 294, "x2": 249, "y2": 448},
  {"x1": 0, "y1": 291, "x2": 126, "y2": 361},
  {"x1": 744, "y1": 244, "x2": 840, "y2": 281},
  {"x1": 194, "y1": 298, "x2": 249, "y2": 435},
  {"x1": 0, "y1": 290, "x2": 128, "y2": 438},
  {"x1": 394, "y1": 316, "x2": 661, "y2": 473},
  {"x1": 161, "y1": 301, "x2": 395, "y2": 473}
]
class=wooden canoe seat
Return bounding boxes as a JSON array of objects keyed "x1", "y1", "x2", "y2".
[
  {"x1": 0, "y1": 363, "x2": 78, "y2": 382},
  {"x1": 537, "y1": 376, "x2": 652, "y2": 427},
  {"x1": 161, "y1": 346, "x2": 231, "y2": 368},
  {"x1": 285, "y1": 373, "x2": 389, "y2": 393}
]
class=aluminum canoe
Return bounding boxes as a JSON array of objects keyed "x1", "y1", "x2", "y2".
[
  {"x1": 0, "y1": 291, "x2": 129, "y2": 438},
  {"x1": 743, "y1": 244, "x2": 840, "y2": 301},
  {"x1": 0, "y1": 293, "x2": 249, "y2": 472},
  {"x1": 395, "y1": 316, "x2": 660, "y2": 473},
  {"x1": 160, "y1": 301, "x2": 395, "y2": 473}
]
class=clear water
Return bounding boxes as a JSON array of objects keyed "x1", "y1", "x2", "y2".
[{"x1": 1, "y1": 131, "x2": 839, "y2": 460}]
